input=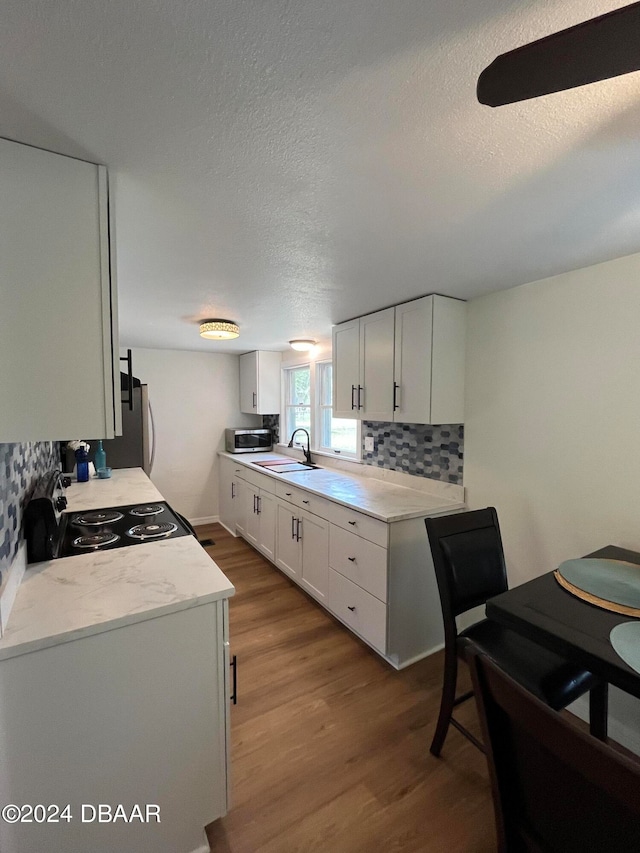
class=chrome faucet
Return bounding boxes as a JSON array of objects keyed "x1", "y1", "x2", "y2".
[{"x1": 287, "y1": 428, "x2": 312, "y2": 464}]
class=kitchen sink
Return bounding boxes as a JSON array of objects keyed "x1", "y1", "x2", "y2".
[{"x1": 252, "y1": 460, "x2": 319, "y2": 473}]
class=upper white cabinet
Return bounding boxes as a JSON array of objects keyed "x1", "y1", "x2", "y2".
[
  {"x1": 0, "y1": 138, "x2": 120, "y2": 442},
  {"x1": 332, "y1": 294, "x2": 466, "y2": 424},
  {"x1": 239, "y1": 351, "x2": 281, "y2": 414}
]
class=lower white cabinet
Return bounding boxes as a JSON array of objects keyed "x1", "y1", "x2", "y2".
[
  {"x1": 275, "y1": 501, "x2": 329, "y2": 602},
  {"x1": 218, "y1": 457, "x2": 246, "y2": 535},
  {"x1": 327, "y1": 569, "x2": 387, "y2": 654},
  {"x1": 0, "y1": 601, "x2": 230, "y2": 853},
  {"x1": 218, "y1": 456, "x2": 447, "y2": 669}
]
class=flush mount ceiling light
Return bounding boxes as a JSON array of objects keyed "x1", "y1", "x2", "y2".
[
  {"x1": 199, "y1": 319, "x2": 240, "y2": 340},
  {"x1": 289, "y1": 339, "x2": 316, "y2": 351}
]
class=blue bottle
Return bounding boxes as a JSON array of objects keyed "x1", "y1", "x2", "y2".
[
  {"x1": 75, "y1": 447, "x2": 89, "y2": 482},
  {"x1": 94, "y1": 440, "x2": 107, "y2": 473}
]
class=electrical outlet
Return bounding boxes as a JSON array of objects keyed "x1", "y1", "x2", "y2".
[{"x1": 364, "y1": 436, "x2": 374, "y2": 452}]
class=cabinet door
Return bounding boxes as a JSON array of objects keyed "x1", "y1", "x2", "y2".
[
  {"x1": 359, "y1": 307, "x2": 395, "y2": 421},
  {"x1": 300, "y1": 511, "x2": 329, "y2": 602},
  {"x1": 239, "y1": 352, "x2": 258, "y2": 413},
  {"x1": 332, "y1": 319, "x2": 360, "y2": 419},
  {"x1": 254, "y1": 351, "x2": 281, "y2": 415},
  {"x1": 234, "y1": 477, "x2": 247, "y2": 535},
  {"x1": 0, "y1": 139, "x2": 119, "y2": 441},
  {"x1": 218, "y1": 457, "x2": 236, "y2": 532},
  {"x1": 257, "y1": 490, "x2": 277, "y2": 561},
  {"x1": 430, "y1": 295, "x2": 466, "y2": 424},
  {"x1": 244, "y1": 487, "x2": 260, "y2": 546},
  {"x1": 275, "y1": 502, "x2": 300, "y2": 579},
  {"x1": 393, "y1": 296, "x2": 433, "y2": 424}
]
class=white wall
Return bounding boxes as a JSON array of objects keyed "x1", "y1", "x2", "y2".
[
  {"x1": 130, "y1": 348, "x2": 261, "y2": 523},
  {"x1": 464, "y1": 251, "x2": 640, "y2": 753}
]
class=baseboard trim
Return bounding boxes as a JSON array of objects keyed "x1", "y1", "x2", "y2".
[{"x1": 190, "y1": 515, "x2": 218, "y2": 527}]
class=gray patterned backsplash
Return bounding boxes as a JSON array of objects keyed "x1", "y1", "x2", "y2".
[
  {"x1": 264, "y1": 414, "x2": 463, "y2": 484},
  {"x1": 262, "y1": 414, "x2": 280, "y2": 445},
  {"x1": 362, "y1": 422, "x2": 464, "y2": 484},
  {"x1": 1, "y1": 442, "x2": 61, "y2": 574}
]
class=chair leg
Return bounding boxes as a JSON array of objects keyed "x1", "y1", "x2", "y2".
[
  {"x1": 588, "y1": 682, "x2": 608, "y2": 741},
  {"x1": 430, "y1": 645, "x2": 458, "y2": 757}
]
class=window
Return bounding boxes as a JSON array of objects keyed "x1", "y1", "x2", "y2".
[
  {"x1": 284, "y1": 365, "x2": 311, "y2": 445},
  {"x1": 317, "y1": 362, "x2": 358, "y2": 456}
]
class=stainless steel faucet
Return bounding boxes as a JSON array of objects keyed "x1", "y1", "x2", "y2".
[{"x1": 287, "y1": 428, "x2": 312, "y2": 464}]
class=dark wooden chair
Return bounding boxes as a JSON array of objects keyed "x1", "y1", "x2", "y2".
[
  {"x1": 468, "y1": 648, "x2": 640, "y2": 853},
  {"x1": 424, "y1": 508, "x2": 607, "y2": 756}
]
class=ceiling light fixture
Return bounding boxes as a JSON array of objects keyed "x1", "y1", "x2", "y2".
[
  {"x1": 289, "y1": 339, "x2": 316, "y2": 352},
  {"x1": 199, "y1": 319, "x2": 240, "y2": 340}
]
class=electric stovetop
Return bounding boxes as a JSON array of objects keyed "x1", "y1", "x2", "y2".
[{"x1": 58, "y1": 501, "x2": 192, "y2": 557}]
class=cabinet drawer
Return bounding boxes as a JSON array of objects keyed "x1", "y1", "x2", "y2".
[
  {"x1": 329, "y1": 526, "x2": 387, "y2": 602},
  {"x1": 324, "y1": 502, "x2": 388, "y2": 548},
  {"x1": 275, "y1": 482, "x2": 331, "y2": 517},
  {"x1": 327, "y1": 570, "x2": 387, "y2": 654},
  {"x1": 235, "y1": 466, "x2": 276, "y2": 494}
]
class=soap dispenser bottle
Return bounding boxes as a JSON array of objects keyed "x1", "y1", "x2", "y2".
[{"x1": 94, "y1": 440, "x2": 107, "y2": 473}]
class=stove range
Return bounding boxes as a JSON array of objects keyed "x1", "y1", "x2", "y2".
[{"x1": 58, "y1": 501, "x2": 192, "y2": 557}]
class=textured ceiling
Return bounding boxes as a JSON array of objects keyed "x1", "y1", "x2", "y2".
[{"x1": 2, "y1": 0, "x2": 640, "y2": 352}]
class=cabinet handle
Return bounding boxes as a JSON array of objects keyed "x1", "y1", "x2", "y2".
[
  {"x1": 231, "y1": 482, "x2": 235, "y2": 499},
  {"x1": 351, "y1": 384, "x2": 357, "y2": 410},
  {"x1": 230, "y1": 654, "x2": 238, "y2": 705},
  {"x1": 302, "y1": 499, "x2": 310, "y2": 505},
  {"x1": 393, "y1": 382, "x2": 399, "y2": 411},
  {"x1": 347, "y1": 605, "x2": 356, "y2": 612},
  {"x1": 296, "y1": 518, "x2": 301, "y2": 541},
  {"x1": 348, "y1": 556, "x2": 356, "y2": 562},
  {"x1": 252, "y1": 391, "x2": 257, "y2": 409},
  {"x1": 256, "y1": 495, "x2": 261, "y2": 515},
  {"x1": 348, "y1": 520, "x2": 356, "y2": 526},
  {"x1": 357, "y1": 385, "x2": 364, "y2": 409},
  {"x1": 119, "y1": 348, "x2": 134, "y2": 411},
  {"x1": 285, "y1": 492, "x2": 292, "y2": 496},
  {"x1": 291, "y1": 515, "x2": 296, "y2": 540}
]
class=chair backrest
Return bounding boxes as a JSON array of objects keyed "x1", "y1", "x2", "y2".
[
  {"x1": 425, "y1": 508, "x2": 508, "y2": 621},
  {"x1": 468, "y1": 649, "x2": 640, "y2": 853}
]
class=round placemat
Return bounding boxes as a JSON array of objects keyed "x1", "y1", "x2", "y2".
[
  {"x1": 554, "y1": 558, "x2": 640, "y2": 617},
  {"x1": 610, "y1": 622, "x2": 640, "y2": 675}
]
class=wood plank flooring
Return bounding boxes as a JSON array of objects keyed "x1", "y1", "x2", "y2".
[{"x1": 200, "y1": 523, "x2": 495, "y2": 853}]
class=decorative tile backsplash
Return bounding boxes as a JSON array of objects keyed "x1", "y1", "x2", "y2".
[
  {"x1": 262, "y1": 414, "x2": 280, "y2": 445},
  {"x1": 362, "y1": 423, "x2": 464, "y2": 484},
  {"x1": 0, "y1": 442, "x2": 60, "y2": 573}
]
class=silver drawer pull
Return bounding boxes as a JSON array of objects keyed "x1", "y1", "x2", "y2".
[
  {"x1": 347, "y1": 605, "x2": 356, "y2": 612},
  {"x1": 348, "y1": 557, "x2": 356, "y2": 562}
]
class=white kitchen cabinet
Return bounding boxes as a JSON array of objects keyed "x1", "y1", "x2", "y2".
[
  {"x1": 0, "y1": 137, "x2": 120, "y2": 442},
  {"x1": 394, "y1": 294, "x2": 466, "y2": 424},
  {"x1": 218, "y1": 456, "x2": 247, "y2": 535},
  {"x1": 239, "y1": 469, "x2": 277, "y2": 561},
  {"x1": 219, "y1": 453, "x2": 454, "y2": 668},
  {"x1": 239, "y1": 351, "x2": 281, "y2": 414},
  {"x1": 276, "y1": 498, "x2": 329, "y2": 601},
  {"x1": 332, "y1": 308, "x2": 395, "y2": 420},
  {"x1": 275, "y1": 500, "x2": 301, "y2": 579},
  {"x1": 0, "y1": 601, "x2": 230, "y2": 853},
  {"x1": 332, "y1": 294, "x2": 465, "y2": 424}
]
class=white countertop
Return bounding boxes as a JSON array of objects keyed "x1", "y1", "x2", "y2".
[
  {"x1": 220, "y1": 452, "x2": 465, "y2": 522},
  {"x1": 0, "y1": 469, "x2": 234, "y2": 662}
]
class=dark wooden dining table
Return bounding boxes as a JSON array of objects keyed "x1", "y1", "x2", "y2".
[{"x1": 485, "y1": 545, "x2": 640, "y2": 701}]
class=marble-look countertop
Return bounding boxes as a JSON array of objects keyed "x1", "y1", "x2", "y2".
[
  {"x1": 220, "y1": 452, "x2": 465, "y2": 522},
  {"x1": 0, "y1": 469, "x2": 234, "y2": 662}
]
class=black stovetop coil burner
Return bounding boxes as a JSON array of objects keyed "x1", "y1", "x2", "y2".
[{"x1": 23, "y1": 470, "x2": 194, "y2": 563}]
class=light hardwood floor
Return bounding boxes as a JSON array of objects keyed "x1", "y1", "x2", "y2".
[{"x1": 201, "y1": 523, "x2": 495, "y2": 853}]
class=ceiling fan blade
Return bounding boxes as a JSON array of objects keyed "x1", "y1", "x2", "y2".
[{"x1": 478, "y1": 1, "x2": 640, "y2": 106}]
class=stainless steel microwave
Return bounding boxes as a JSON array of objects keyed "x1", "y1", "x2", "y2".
[{"x1": 225, "y1": 428, "x2": 273, "y2": 453}]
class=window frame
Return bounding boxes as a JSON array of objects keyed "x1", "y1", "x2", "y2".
[
  {"x1": 282, "y1": 363, "x2": 311, "y2": 449},
  {"x1": 316, "y1": 360, "x2": 360, "y2": 459}
]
